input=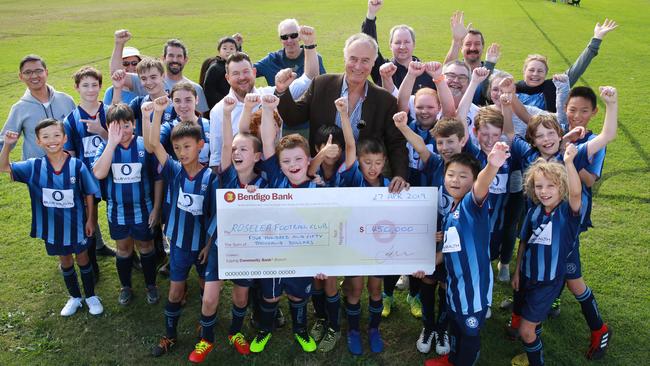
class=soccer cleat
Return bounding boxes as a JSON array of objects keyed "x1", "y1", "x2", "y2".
[
  {"x1": 416, "y1": 327, "x2": 435, "y2": 353},
  {"x1": 511, "y1": 353, "x2": 529, "y2": 366},
  {"x1": 188, "y1": 339, "x2": 213, "y2": 363},
  {"x1": 118, "y1": 287, "x2": 132, "y2": 306},
  {"x1": 85, "y1": 296, "x2": 104, "y2": 315},
  {"x1": 96, "y1": 245, "x2": 116, "y2": 257},
  {"x1": 146, "y1": 285, "x2": 160, "y2": 305},
  {"x1": 250, "y1": 331, "x2": 272, "y2": 353},
  {"x1": 368, "y1": 327, "x2": 384, "y2": 353},
  {"x1": 318, "y1": 327, "x2": 341, "y2": 353},
  {"x1": 586, "y1": 324, "x2": 611, "y2": 360},
  {"x1": 407, "y1": 293, "x2": 423, "y2": 318},
  {"x1": 424, "y1": 354, "x2": 453, "y2": 366},
  {"x1": 548, "y1": 297, "x2": 561, "y2": 318},
  {"x1": 228, "y1": 332, "x2": 251, "y2": 355},
  {"x1": 500, "y1": 296, "x2": 513, "y2": 310},
  {"x1": 151, "y1": 336, "x2": 176, "y2": 357},
  {"x1": 498, "y1": 262, "x2": 510, "y2": 282},
  {"x1": 294, "y1": 331, "x2": 317, "y2": 352},
  {"x1": 396, "y1": 275, "x2": 409, "y2": 290},
  {"x1": 310, "y1": 318, "x2": 327, "y2": 343},
  {"x1": 60, "y1": 297, "x2": 83, "y2": 316},
  {"x1": 347, "y1": 330, "x2": 362, "y2": 355},
  {"x1": 486, "y1": 306, "x2": 492, "y2": 319},
  {"x1": 381, "y1": 294, "x2": 393, "y2": 318},
  {"x1": 435, "y1": 330, "x2": 450, "y2": 355}
]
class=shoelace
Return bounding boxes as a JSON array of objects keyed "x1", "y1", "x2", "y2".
[
  {"x1": 194, "y1": 341, "x2": 211, "y2": 353},
  {"x1": 233, "y1": 335, "x2": 247, "y2": 346},
  {"x1": 159, "y1": 337, "x2": 174, "y2": 350}
]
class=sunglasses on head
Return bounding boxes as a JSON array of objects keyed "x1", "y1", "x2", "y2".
[
  {"x1": 122, "y1": 61, "x2": 139, "y2": 67},
  {"x1": 280, "y1": 32, "x2": 299, "y2": 41}
]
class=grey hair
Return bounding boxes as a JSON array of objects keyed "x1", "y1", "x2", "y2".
[
  {"x1": 389, "y1": 24, "x2": 415, "y2": 44},
  {"x1": 343, "y1": 33, "x2": 379, "y2": 63},
  {"x1": 277, "y1": 18, "x2": 299, "y2": 35}
]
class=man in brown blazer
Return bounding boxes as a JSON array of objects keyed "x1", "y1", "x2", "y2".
[{"x1": 275, "y1": 33, "x2": 409, "y2": 191}]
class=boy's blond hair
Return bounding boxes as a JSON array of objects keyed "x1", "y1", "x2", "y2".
[
  {"x1": 474, "y1": 106, "x2": 504, "y2": 130},
  {"x1": 523, "y1": 159, "x2": 569, "y2": 205},
  {"x1": 525, "y1": 114, "x2": 563, "y2": 145}
]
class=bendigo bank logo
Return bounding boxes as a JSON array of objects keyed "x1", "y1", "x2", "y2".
[{"x1": 224, "y1": 191, "x2": 236, "y2": 203}]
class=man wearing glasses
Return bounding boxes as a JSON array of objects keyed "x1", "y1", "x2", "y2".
[
  {"x1": 254, "y1": 18, "x2": 326, "y2": 86},
  {"x1": 442, "y1": 60, "x2": 480, "y2": 144},
  {"x1": 0, "y1": 55, "x2": 75, "y2": 160},
  {"x1": 103, "y1": 46, "x2": 142, "y2": 105}
]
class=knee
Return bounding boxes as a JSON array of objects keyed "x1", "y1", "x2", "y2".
[
  {"x1": 567, "y1": 278, "x2": 586, "y2": 296},
  {"x1": 138, "y1": 241, "x2": 154, "y2": 253},
  {"x1": 519, "y1": 323, "x2": 537, "y2": 343},
  {"x1": 75, "y1": 251, "x2": 89, "y2": 266},
  {"x1": 59, "y1": 255, "x2": 74, "y2": 268}
]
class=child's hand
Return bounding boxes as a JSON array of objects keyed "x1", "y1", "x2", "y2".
[
  {"x1": 223, "y1": 96, "x2": 237, "y2": 114},
  {"x1": 244, "y1": 93, "x2": 261, "y2": 110},
  {"x1": 111, "y1": 70, "x2": 126, "y2": 89},
  {"x1": 393, "y1": 111, "x2": 409, "y2": 129},
  {"x1": 314, "y1": 273, "x2": 328, "y2": 280},
  {"x1": 563, "y1": 143, "x2": 577, "y2": 163},
  {"x1": 488, "y1": 141, "x2": 510, "y2": 168},
  {"x1": 424, "y1": 61, "x2": 443, "y2": 80},
  {"x1": 81, "y1": 117, "x2": 105, "y2": 135},
  {"x1": 599, "y1": 86, "x2": 617, "y2": 105},
  {"x1": 85, "y1": 219, "x2": 95, "y2": 238},
  {"x1": 312, "y1": 174, "x2": 326, "y2": 187},
  {"x1": 499, "y1": 76, "x2": 516, "y2": 94},
  {"x1": 412, "y1": 270, "x2": 426, "y2": 279},
  {"x1": 198, "y1": 244, "x2": 210, "y2": 264},
  {"x1": 407, "y1": 61, "x2": 426, "y2": 77},
  {"x1": 594, "y1": 18, "x2": 618, "y2": 40},
  {"x1": 232, "y1": 32, "x2": 244, "y2": 46},
  {"x1": 334, "y1": 97, "x2": 348, "y2": 114},
  {"x1": 499, "y1": 93, "x2": 513, "y2": 106},
  {"x1": 107, "y1": 122, "x2": 122, "y2": 145},
  {"x1": 141, "y1": 101, "x2": 154, "y2": 120},
  {"x1": 153, "y1": 96, "x2": 169, "y2": 112},
  {"x1": 435, "y1": 231, "x2": 443, "y2": 243},
  {"x1": 2, "y1": 131, "x2": 20, "y2": 146},
  {"x1": 261, "y1": 94, "x2": 279, "y2": 110},
  {"x1": 245, "y1": 184, "x2": 258, "y2": 193},
  {"x1": 511, "y1": 272, "x2": 520, "y2": 291},
  {"x1": 379, "y1": 62, "x2": 397, "y2": 79},
  {"x1": 564, "y1": 126, "x2": 586, "y2": 143},
  {"x1": 148, "y1": 207, "x2": 160, "y2": 229},
  {"x1": 114, "y1": 29, "x2": 131, "y2": 45},
  {"x1": 471, "y1": 67, "x2": 490, "y2": 84},
  {"x1": 275, "y1": 68, "x2": 297, "y2": 94},
  {"x1": 486, "y1": 43, "x2": 501, "y2": 63},
  {"x1": 321, "y1": 134, "x2": 339, "y2": 158}
]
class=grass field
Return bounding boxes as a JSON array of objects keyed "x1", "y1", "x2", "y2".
[{"x1": 1, "y1": 0, "x2": 649, "y2": 365}]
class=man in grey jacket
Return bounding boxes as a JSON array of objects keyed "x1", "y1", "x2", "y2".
[{"x1": 0, "y1": 55, "x2": 76, "y2": 160}]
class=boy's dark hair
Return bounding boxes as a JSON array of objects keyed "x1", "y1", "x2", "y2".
[
  {"x1": 432, "y1": 117, "x2": 466, "y2": 139},
  {"x1": 35, "y1": 118, "x2": 65, "y2": 137},
  {"x1": 164, "y1": 39, "x2": 187, "y2": 58},
  {"x1": 276, "y1": 133, "x2": 310, "y2": 157},
  {"x1": 314, "y1": 125, "x2": 344, "y2": 149},
  {"x1": 136, "y1": 57, "x2": 165, "y2": 76},
  {"x1": 236, "y1": 132, "x2": 262, "y2": 153},
  {"x1": 171, "y1": 81, "x2": 197, "y2": 98},
  {"x1": 171, "y1": 121, "x2": 202, "y2": 142},
  {"x1": 20, "y1": 54, "x2": 46, "y2": 71},
  {"x1": 444, "y1": 152, "x2": 481, "y2": 180},
  {"x1": 225, "y1": 52, "x2": 252, "y2": 73},
  {"x1": 73, "y1": 66, "x2": 102, "y2": 87},
  {"x1": 568, "y1": 86, "x2": 597, "y2": 110},
  {"x1": 357, "y1": 138, "x2": 386, "y2": 157},
  {"x1": 218, "y1": 37, "x2": 238, "y2": 51},
  {"x1": 107, "y1": 103, "x2": 135, "y2": 125}
]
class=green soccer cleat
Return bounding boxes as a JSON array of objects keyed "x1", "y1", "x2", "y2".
[
  {"x1": 381, "y1": 294, "x2": 394, "y2": 318},
  {"x1": 318, "y1": 327, "x2": 341, "y2": 353},
  {"x1": 294, "y1": 331, "x2": 317, "y2": 352},
  {"x1": 250, "y1": 331, "x2": 272, "y2": 353}
]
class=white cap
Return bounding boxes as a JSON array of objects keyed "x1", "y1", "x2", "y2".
[{"x1": 122, "y1": 46, "x2": 141, "y2": 59}]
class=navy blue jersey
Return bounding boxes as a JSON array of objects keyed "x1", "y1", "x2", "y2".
[
  {"x1": 11, "y1": 155, "x2": 99, "y2": 246},
  {"x1": 575, "y1": 132, "x2": 605, "y2": 231},
  {"x1": 162, "y1": 158, "x2": 218, "y2": 252},
  {"x1": 129, "y1": 95, "x2": 176, "y2": 137},
  {"x1": 338, "y1": 161, "x2": 391, "y2": 187},
  {"x1": 520, "y1": 201, "x2": 583, "y2": 282},
  {"x1": 441, "y1": 191, "x2": 492, "y2": 315},
  {"x1": 63, "y1": 103, "x2": 108, "y2": 169},
  {"x1": 420, "y1": 153, "x2": 454, "y2": 218},
  {"x1": 220, "y1": 165, "x2": 267, "y2": 189},
  {"x1": 94, "y1": 137, "x2": 160, "y2": 225},
  {"x1": 259, "y1": 155, "x2": 319, "y2": 189},
  {"x1": 510, "y1": 136, "x2": 591, "y2": 175},
  {"x1": 472, "y1": 146, "x2": 511, "y2": 234},
  {"x1": 160, "y1": 117, "x2": 211, "y2": 165},
  {"x1": 407, "y1": 120, "x2": 436, "y2": 187}
]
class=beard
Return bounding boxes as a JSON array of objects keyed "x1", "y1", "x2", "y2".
[{"x1": 166, "y1": 62, "x2": 183, "y2": 75}]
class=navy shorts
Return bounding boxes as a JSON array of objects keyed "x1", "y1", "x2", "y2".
[
  {"x1": 204, "y1": 244, "x2": 220, "y2": 282},
  {"x1": 45, "y1": 238, "x2": 89, "y2": 256},
  {"x1": 232, "y1": 278, "x2": 254, "y2": 287},
  {"x1": 449, "y1": 308, "x2": 488, "y2": 337},
  {"x1": 260, "y1": 277, "x2": 313, "y2": 299},
  {"x1": 169, "y1": 246, "x2": 207, "y2": 281},
  {"x1": 426, "y1": 263, "x2": 447, "y2": 282},
  {"x1": 565, "y1": 238, "x2": 582, "y2": 280},
  {"x1": 108, "y1": 221, "x2": 153, "y2": 241},
  {"x1": 519, "y1": 274, "x2": 564, "y2": 323}
]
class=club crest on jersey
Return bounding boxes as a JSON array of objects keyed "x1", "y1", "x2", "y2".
[
  {"x1": 466, "y1": 316, "x2": 478, "y2": 329},
  {"x1": 138, "y1": 150, "x2": 145, "y2": 157},
  {"x1": 567, "y1": 262, "x2": 577, "y2": 274},
  {"x1": 70, "y1": 176, "x2": 76, "y2": 184},
  {"x1": 305, "y1": 284, "x2": 312, "y2": 294},
  {"x1": 201, "y1": 184, "x2": 208, "y2": 192},
  {"x1": 453, "y1": 209, "x2": 460, "y2": 219}
]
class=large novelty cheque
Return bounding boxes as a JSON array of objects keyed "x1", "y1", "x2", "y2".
[{"x1": 217, "y1": 187, "x2": 437, "y2": 279}]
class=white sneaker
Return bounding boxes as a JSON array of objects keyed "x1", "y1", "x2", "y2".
[
  {"x1": 395, "y1": 275, "x2": 409, "y2": 291},
  {"x1": 85, "y1": 296, "x2": 104, "y2": 315},
  {"x1": 435, "y1": 330, "x2": 450, "y2": 355},
  {"x1": 60, "y1": 297, "x2": 83, "y2": 316},
  {"x1": 416, "y1": 327, "x2": 435, "y2": 353},
  {"x1": 498, "y1": 262, "x2": 510, "y2": 282},
  {"x1": 486, "y1": 307, "x2": 492, "y2": 319}
]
